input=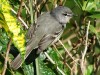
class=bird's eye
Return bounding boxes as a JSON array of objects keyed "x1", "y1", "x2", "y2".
[
  {"x1": 63, "y1": 13, "x2": 68, "y2": 16},
  {"x1": 63, "y1": 13, "x2": 72, "y2": 17}
]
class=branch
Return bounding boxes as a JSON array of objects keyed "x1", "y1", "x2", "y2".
[
  {"x1": 44, "y1": 52, "x2": 66, "y2": 75},
  {"x1": 2, "y1": 38, "x2": 12, "y2": 75},
  {"x1": 11, "y1": 8, "x2": 28, "y2": 29},
  {"x1": 58, "y1": 39, "x2": 79, "y2": 65},
  {"x1": 81, "y1": 21, "x2": 90, "y2": 75},
  {"x1": 53, "y1": 44, "x2": 72, "y2": 70},
  {"x1": 17, "y1": 0, "x2": 23, "y2": 17}
]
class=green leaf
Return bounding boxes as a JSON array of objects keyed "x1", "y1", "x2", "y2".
[
  {"x1": 89, "y1": 14, "x2": 100, "y2": 18},
  {"x1": 89, "y1": 25, "x2": 100, "y2": 39},
  {"x1": 82, "y1": 1, "x2": 97, "y2": 12},
  {"x1": 0, "y1": 46, "x2": 2, "y2": 51},
  {"x1": 0, "y1": 12, "x2": 9, "y2": 32},
  {"x1": 23, "y1": 64, "x2": 34, "y2": 75},
  {"x1": 73, "y1": 0, "x2": 82, "y2": 9},
  {"x1": 15, "y1": 72, "x2": 23, "y2": 75},
  {"x1": 36, "y1": 56, "x2": 56, "y2": 75},
  {"x1": 85, "y1": 65, "x2": 93, "y2": 75},
  {"x1": 0, "y1": 29, "x2": 9, "y2": 52},
  {"x1": 89, "y1": 25, "x2": 97, "y2": 34}
]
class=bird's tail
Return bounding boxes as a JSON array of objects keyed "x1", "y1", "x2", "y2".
[
  {"x1": 10, "y1": 54, "x2": 23, "y2": 70},
  {"x1": 10, "y1": 42, "x2": 34, "y2": 70}
]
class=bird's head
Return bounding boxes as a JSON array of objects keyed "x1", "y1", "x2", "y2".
[{"x1": 50, "y1": 6, "x2": 73, "y2": 24}]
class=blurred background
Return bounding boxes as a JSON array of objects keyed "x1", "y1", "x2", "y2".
[{"x1": 0, "y1": 0, "x2": 100, "y2": 75}]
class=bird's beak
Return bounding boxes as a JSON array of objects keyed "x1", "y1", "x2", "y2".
[{"x1": 73, "y1": 13, "x2": 78, "y2": 17}]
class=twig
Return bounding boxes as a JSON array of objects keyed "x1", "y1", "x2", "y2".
[
  {"x1": 11, "y1": 8, "x2": 28, "y2": 29},
  {"x1": 35, "y1": 58, "x2": 39, "y2": 75},
  {"x1": 23, "y1": 2, "x2": 30, "y2": 14},
  {"x1": 59, "y1": 0, "x2": 63, "y2": 5},
  {"x1": 97, "y1": 37, "x2": 100, "y2": 45},
  {"x1": 17, "y1": 0, "x2": 23, "y2": 17},
  {"x1": 44, "y1": 52, "x2": 66, "y2": 75},
  {"x1": 53, "y1": 44, "x2": 72, "y2": 70},
  {"x1": 62, "y1": 34, "x2": 77, "y2": 45},
  {"x1": 34, "y1": 0, "x2": 38, "y2": 23},
  {"x1": 53, "y1": 44, "x2": 63, "y2": 59},
  {"x1": 29, "y1": 0, "x2": 34, "y2": 24},
  {"x1": 58, "y1": 39, "x2": 78, "y2": 65},
  {"x1": 42, "y1": 0, "x2": 49, "y2": 11},
  {"x1": 2, "y1": 38, "x2": 12, "y2": 75},
  {"x1": 54, "y1": 0, "x2": 57, "y2": 7},
  {"x1": 81, "y1": 21, "x2": 90, "y2": 75}
]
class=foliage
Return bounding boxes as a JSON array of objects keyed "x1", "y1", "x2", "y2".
[
  {"x1": 0, "y1": 0, "x2": 26, "y2": 60},
  {"x1": 0, "y1": 0, "x2": 100, "y2": 75}
]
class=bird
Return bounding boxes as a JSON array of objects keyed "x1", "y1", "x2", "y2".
[{"x1": 10, "y1": 6, "x2": 73, "y2": 70}]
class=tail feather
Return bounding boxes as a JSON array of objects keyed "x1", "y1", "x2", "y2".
[
  {"x1": 10, "y1": 54, "x2": 22, "y2": 70},
  {"x1": 10, "y1": 41, "x2": 38, "y2": 70}
]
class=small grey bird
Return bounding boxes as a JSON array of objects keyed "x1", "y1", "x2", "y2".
[{"x1": 11, "y1": 6, "x2": 73, "y2": 70}]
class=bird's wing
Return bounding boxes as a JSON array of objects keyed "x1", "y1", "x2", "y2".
[
  {"x1": 37, "y1": 28, "x2": 63, "y2": 54},
  {"x1": 10, "y1": 23, "x2": 46, "y2": 70},
  {"x1": 10, "y1": 12, "x2": 63, "y2": 70},
  {"x1": 26, "y1": 23, "x2": 36, "y2": 40}
]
